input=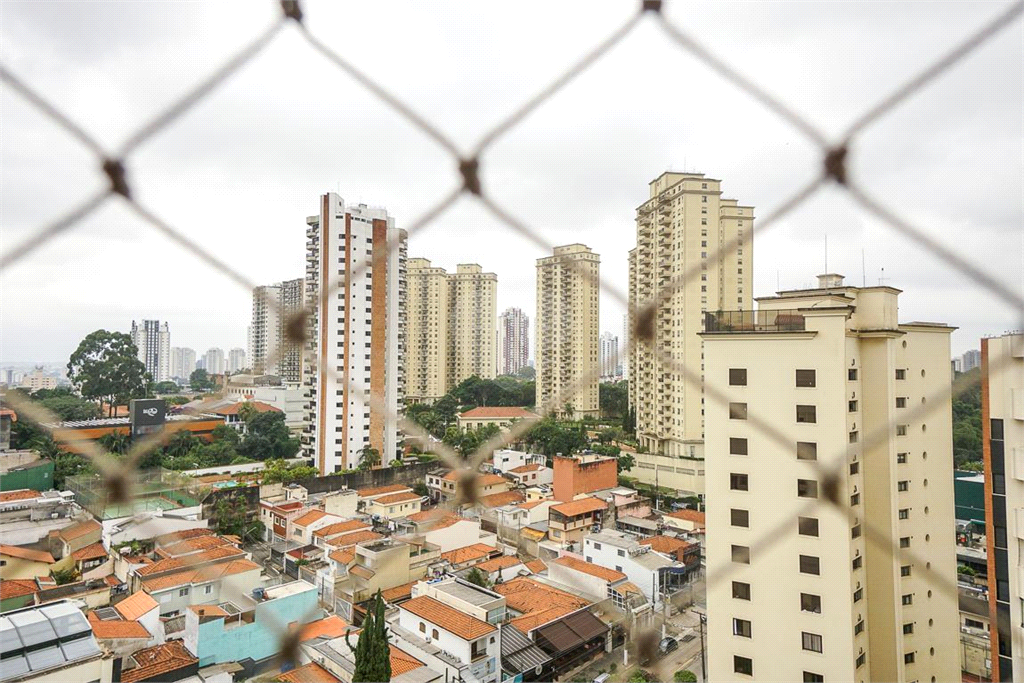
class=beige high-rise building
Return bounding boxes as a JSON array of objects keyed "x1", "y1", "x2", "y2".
[
  {"x1": 302, "y1": 192, "x2": 407, "y2": 474},
  {"x1": 981, "y1": 333, "x2": 1022, "y2": 682},
  {"x1": 703, "y1": 275, "x2": 959, "y2": 683},
  {"x1": 250, "y1": 278, "x2": 304, "y2": 382},
  {"x1": 535, "y1": 244, "x2": 599, "y2": 418},
  {"x1": 406, "y1": 258, "x2": 449, "y2": 403},
  {"x1": 447, "y1": 264, "x2": 497, "y2": 387}
]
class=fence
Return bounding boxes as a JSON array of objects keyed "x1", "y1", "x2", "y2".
[{"x1": 2, "y1": 0, "x2": 1022, "y2": 678}]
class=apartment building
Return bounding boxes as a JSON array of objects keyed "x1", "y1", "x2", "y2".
[
  {"x1": 202, "y1": 348, "x2": 225, "y2": 376},
  {"x1": 600, "y1": 331, "x2": 619, "y2": 380},
  {"x1": 535, "y1": 244, "x2": 599, "y2": 417},
  {"x1": 407, "y1": 258, "x2": 449, "y2": 403},
  {"x1": 448, "y1": 264, "x2": 497, "y2": 387},
  {"x1": 497, "y1": 307, "x2": 530, "y2": 377},
  {"x1": 227, "y1": 348, "x2": 246, "y2": 373},
  {"x1": 981, "y1": 332, "x2": 1022, "y2": 682},
  {"x1": 703, "y1": 275, "x2": 959, "y2": 683},
  {"x1": 627, "y1": 172, "x2": 753, "y2": 494},
  {"x1": 250, "y1": 278, "x2": 305, "y2": 382},
  {"x1": 131, "y1": 320, "x2": 170, "y2": 382},
  {"x1": 302, "y1": 192, "x2": 407, "y2": 474},
  {"x1": 169, "y1": 347, "x2": 196, "y2": 381}
]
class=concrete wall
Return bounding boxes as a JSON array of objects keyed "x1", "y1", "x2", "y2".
[{"x1": 553, "y1": 455, "x2": 617, "y2": 502}]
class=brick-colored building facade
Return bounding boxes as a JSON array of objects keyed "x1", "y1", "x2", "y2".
[{"x1": 552, "y1": 454, "x2": 617, "y2": 502}]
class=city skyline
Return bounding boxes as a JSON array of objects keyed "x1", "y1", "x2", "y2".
[{"x1": 1, "y1": 2, "x2": 1019, "y2": 364}]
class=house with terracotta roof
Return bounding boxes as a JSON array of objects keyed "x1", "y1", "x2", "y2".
[
  {"x1": 290, "y1": 510, "x2": 347, "y2": 545},
  {"x1": 276, "y1": 662, "x2": 340, "y2": 683},
  {"x1": 456, "y1": 406, "x2": 541, "y2": 433},
  {"x1": 394, "y1": 595, "x2": 501, "y2": 683},
  {"x1": 259, "y1": 498, "x2": 307, "y2": 544},
  {"x1": 505, "y1": 463, "x2": 553, "y2": 487},
  {"x1": 299, "y1": 632, "x2": 437, "y2": 683},
  {"x1": 111, "y1": 590, "x2": 162, "y2": 642},
  {"x1": 311, "y1": 519, "x2": 372, "y2": 548},
  {"x1": 183, "y1": 580, "x2": 319, "y2": 669},
  {"x1": 582, "y1": 529, "x2": 693, "y2": 608},
  {"x1": 363, "y1": 491, "x2": 422, "y2": 520},
  {"x1": 120, "y1": 639, "x2": 199, "y2": 683},
  {"x1": 462, "y1": 554, "x2": 527, "y2": 584},
  {"x1": 0, "y1": 543, "x2": 59, "y2": 579},
  {"x1": 660, "y1": 507, "x2": 706, "y2": 532},
  {"x1": 639, "y1": 534, "x2": 700, "y2": 567},
  {"x1": 331, "y1": 539, "x2": 419, "y2": 615},
  {"x1": 0, "y1": 577, "x2": 39, "y2": 611},
  {"x1": 441, "y1": 542, "x2": 498, "y2": 570},
  {"x1": 491, "y1": 577, "x2": 592, "y2": 634},
  {"x1": 202, "y1": 400, "x2": 281, "y2": 433},
  {"x1": 547, "y1": 496, "x2": 609, "y2": 548},
  {"x1": 131, "y1": 546, "x2": 262, "y2": 619},
  {"x1": 545, "y1": 555, "x2": 654, "y2": 627},
  {"x1": 354, "y1": 483, "x2": 414, "y2": 502},
  {"x1": 70, "y1": 542, "x2": 110, "y2": 576},
  {"x1": 491, "y1": 448, "x2": 546, "y2": 474},
  {"x1": 54, "y1": 518, "x2": 103, "y2": 559}
]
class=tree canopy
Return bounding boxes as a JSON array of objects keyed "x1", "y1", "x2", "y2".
[
  {"x1": 67, "y1": 330, "x2": 149, "y2": 416},
  {"x1": 189, "y1": 368, "x2": 216, "y2": 392},
  {"x1": 347, "y1": 590, "x2": 391, "y2": 683}
]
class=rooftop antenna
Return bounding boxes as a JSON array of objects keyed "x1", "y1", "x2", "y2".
[
  {"x1": 824, "y1": 234, "x2": 828, "y2": 274},
  {"x1": 777, "y1": 270, "x2": 780, "y2": 292},
  {"x1": 862, "y1": 249, "x2": 866, "y2": 287}
]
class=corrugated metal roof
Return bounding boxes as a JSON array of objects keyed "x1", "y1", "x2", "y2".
[
  {"x1": 533, "y1": 610, "x2": 608, "y2": 655},
  {"x1": 500, "y1": 624, "x2": 551, "y2": 675}
]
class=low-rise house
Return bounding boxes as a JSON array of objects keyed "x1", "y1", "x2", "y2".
[
  {"x1": 396, "y1": 514, "x2": 497, "y2": 554},
  {"x1": 34, "y1": 577, "x2": 113, "y2": 610},
  {"x1": 132, "y1": 547, "x2": 262, "y2": 618},
  {"x1": 495, "y1": 501, "x2": 556, "y2": 549},
  {"x1": 491, "y1": 577, "x2": 591, "y2": 634},
  {"x1": 505, "y1": 464, "x2": 552, "y2": 487},
  {"x1": 659, "y1": 508, "x2": 705, "y2": 533},
  {"x1": 412, "y1": 577, "x2": 507, "y2": 625},
  {"x1": 290, "y1": 510, "x2": 346, "y2": 546},
  {"x1": 112, "y1": 591, "x2": 162, "y2": 641},
  {"x1": 583, "y1": 530, "x2": 692, "y2": 607},
  {"x1": 276, "y1": 662, "x2": 341, "y2": 683},
  {"x1": 464, "y1": 555, "x2": 526, "y2": 585},
  {"x1": 428, "y1": 471, "x2": 510, "y2": 506},
  {"x1": 183, "y1": 580, "x2": 319, "y2": 669},
  {"x1": 456, "y1": 407, "x2": 540, "y2": 433},
  {"x1": 425, "y1": 468, "x2": 455, "y2": 503},
  {"x1": 500, "y1": 624, "x2": 553, "y2": 683},
  {"x1": 442, "y1": 543, "x2": 497, "y2": 571},
  {"x1": 547, "y1": 497, "x2": 608, "y2": 548},
  {"x1": 548, "y1": 556, "x2": 654, "y2": 629},
  {"x1": 0, "y1": 489, "x2": 80, "y2": 546},
  {"x1": 120, "y1": 640, "x2": 198, "y2": 683},
  {"x1": 552, "y1": 454, "x2": 617, "y2": 503},
  {"x1": 0, "y1": 601, "x2": 110, "y2": 683},
  {"x1": 639, "y1": 534, "x2": 700, "y2": 571},
  {"x1": 394, "y1": 595, "x2": 502, "y2": 683},
  {"x1": 71, "y1": 542, "x2": 110, "y2": 577},
  {"x1": 0, "y1": 544, "x2": 59, "y2": 580},
  {"x1": 259, "y1": 500, "x2": 306, "y2": 544},
  {"x1": 301, "y1": 634, "x2": 436, "y2": 683},
  {"x1": 311, "y1": 520, "x2": 372, "y2": 549},
  {"x1": 321, "y1": 489, "x2": 359, "y2": 518},
  {"x1": 491, "y1": 449, "x2": 545, "y2": 474},
  {"x1": 334, "y1": 540, "x2": 416, "y2": 621},
  {"x1": 355, "y1": 484, "x2": 414, "y2": 507},
  {"x1": 105, "y1": 514, "x2": 209, "y2": 548},
  {"x1": 0, "y1": 578, "x2": 39, "y2": 612},
  {"x1": 364, "y1": 491, "x2": 421, "y2": 520},
  {"x1": 53, "y1": 518, "x2": 102, "y2": 560}
]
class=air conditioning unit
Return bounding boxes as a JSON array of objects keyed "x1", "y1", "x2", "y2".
[{"x1": 424, "y1": 636, "x2": 432, "y2": 644}]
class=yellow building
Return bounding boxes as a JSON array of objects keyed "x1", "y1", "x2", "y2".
[
  {"x1": 447, "y1": 264, "x2": 497, "y2": 388},
  {"x1": 627, "y1": 172, "x2": 753, "y2": 496},
  {"x1": 535, "y1": 244, "x2": 600, "y2": 417},
  {"x1": 703, "y1": 275, "x2": 959, "y2": 683}
]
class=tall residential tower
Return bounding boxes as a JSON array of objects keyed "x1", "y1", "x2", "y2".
[
  {"x1": 406, "y1": 258, "x2": 449, "y2": 404},
  {"x1": 251, "y1": 278, "x2": 305, "y2": 382},
  {"x1": 302, "y1": 193, "x2": 407, "y2": 474},
  {"x1": 703, "y1": 276, "x2": 959, "y2": 683},
  {"x1": 497, "y1": 307, "x2": 530, "y2": 377},
  {"x1": 535, "y1": 244, "x2": 599, "y2": 418},
  {"x1": 447, "y1": 264, "x2": 497, "y2": 386},
  {"x1": 130, "y1": 320, "x2": 170, "y2": 383}
]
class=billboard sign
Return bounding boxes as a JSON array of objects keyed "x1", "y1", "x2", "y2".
[{"x1": 130, "y1": 399, "x2": 166, "y2": 436}]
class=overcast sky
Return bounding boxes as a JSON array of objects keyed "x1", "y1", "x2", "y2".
[{"x1": 1, "y1": 0, "x2": 1021, "y2": 364}]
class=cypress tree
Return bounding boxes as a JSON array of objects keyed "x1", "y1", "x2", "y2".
[{"x1": 348, "y1": 589, "x2": 392, "y2": 682}]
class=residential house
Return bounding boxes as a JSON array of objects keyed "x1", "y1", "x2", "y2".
[
  {"x1": 395, "y1": 513, "x2": 497, "y2": 554},
  {"x1": 0, "y1": 545, "x2": 58, "y2": 580},
  {"x1": 120, "y1": 640, "x2": 198, "y2": 683},
  {"x1": 411, "y1": 578, "x2": 507, "y2": 625},
  {"x1": 491, "y1": 449, "x2": 545, "y2": 474},
  {"x1": 0, "y1": 489, "x2": 80, "y2": 546},
  {"x1": 442, "y1": 544, "x2": 498, "y2": 571},
  {"x1": 321, "y1": 490, "x2": 359, "y2": 518},
  {"x1": 301, "y1": 634, "x2": 436, "y2": 683},
  {"x1": 500, "y1": 624, "x2": 553, "y2": 683},
  {"x1": 53, "y1": 519, "x2": 102, "y2": 560},
  {"x1": 311, "y1": 520, "x2": 372, "y2": 549},
  {"x1": 364, "y1": 492, "x2": 421, "y2": 520},
  {"x1": 547, "y1": 497, "x2": 608, "y2": 549},
  {"x1": 394, "y1": 595, "x2": 501, "y2": 683},
  {"x1": 333, "y1": 540, "x2": 415, "y2": 621},
  {"x1": 105, "y1": 515, "x2": 209, "y2": 548},
  {"x1": 464, "y1": 555, "x2": 527, "y2": 585},
  {"x1": 0, "y1": 601, "x2": 110, "y2": 683},
  {"x1": 494, "y1": 501, "x2": 556, "y2": 549},
  {"x1": 505, "y1": 464, "x2": 552, "y2": 488},
  {"x1": 183, "y1": 580, "x2": 319, "y2": 668},
  {"x1": 0, "y1": 579, "x2": 39, "y2": 612},
  {"x1": 259, "y1": 500, "x2": 306, "y2": 544},
  {"x1": 290, "y1": 510, "x2": 347, "y2": 546},
  {"x1": 583, "y1": 530, "x2": 692, "y2": 607},
  {"x1": 70, "y1": 543, "x2": 110, "y2": 578},
  {"x1": 456, "y1": 407, "x2": 541, "y2": 433},
  {"x1": 548, "y1": 556, "x2": 654, "y2": 629},
  {"x1": 552, "y1": 454, "x2": 617, "y2": 502},
  {"x1": 639, "y1": 535, "x2": 700, "y2": 575},
  {"x1": 355, "y1": 484, "x2": 413, "y2": 508},
  {"x1": 659, "y1": 508, "x2": 705, "y2": 533},
  {"x1": 132, "y1": 547, "x2": 262, "y2": 619}
]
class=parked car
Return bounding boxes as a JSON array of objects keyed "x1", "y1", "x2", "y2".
[{"x1": 659, "y1": 637, "x2": 679, "y2": 655}]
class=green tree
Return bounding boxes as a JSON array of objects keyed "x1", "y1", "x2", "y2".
[
  {"x1": 67, "y1": 330, "x2": 149, "y2": 416},
  {"x1": 212, "y1": 496, "x2": 263, "y2": 541},
  {"x1": 238, "y1": 412, "x2": 299, "y2": 461},
  {"x1": 412, "y1": 482, "x2": 429, "y2": 498},
  {"x1": 358, "y1": 446, "x2": 381, "y2": 470},
  {"x1": 617, "y1": 453, "x2": 636, "y2": 473},
  {"x1": 151, "y1": 381, "x2": 180, "y2": 394},
  {"x1": 465, "y1": 566, "x2": 491, "y2": 588},
  {"x1": 514, "y1": 365, "x2": 536, "y2": 380},
  {"x1": 261, "y1": 458, "x2": 319, "y2": 484},
  {"x1": 347, "y1": 590, "x2": 391, "y2": 683},
  {"x1": 189, "y1": 368, "x2": 215, "y2": 392},
  {"x1": 599, "y1": 381, "x2": 629, "y2": 418},
  {"x1": 623, "y1": 407, "x2": 636, "y2": 435},
  {"x1": 98, "y1": 431, "x2": 131, "y2": 456},
  {"x1": 51, "y1": 567, "x2": 80, "y2": 585},
  {"x1": 952, "y1": 368, "x2": 983, "y2": 468},
  {"x1": 674, "y1": 670, "x2": 697, "y2": 683}
]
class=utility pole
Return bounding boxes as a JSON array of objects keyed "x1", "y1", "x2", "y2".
[{"x1": 698, "y1": 610, "x2": 707, "y2": 682}]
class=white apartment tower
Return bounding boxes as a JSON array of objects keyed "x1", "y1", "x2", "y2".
[
  {"x1": 628, "y1": 171, "x2": 753, "y2": 460},
  {"x1": 130, "y1": 320, "x2": 170, "y2": 383},
  {"x1": 251, "y1": 278, "x2": 305, "y2": 382},
  {"x1": 497, "y1": 307, "x2": 530, "y2": 377},
  {"x1": 406, "y1": 258, "x2": 449, "y2": 403},
  {"x1": 228, "y1": 348, "x2": 247, "y2": 374},
  {"x1": 203, "y1": 348, "x2": 226, "y2": 376},
  {"x1": 447, "y1": 264, "x2": 497, "y2": 386},
  {"x1": 535, "y1": 244, "x2": 600, "y2": 418},
  {"x1": 600, "y1": 332, "x2": 619, "y2": 380},
  {"x1": 703, "y1": 275, "x2": 959, "y2": 683},
  {"x1": 303, "y1": 193, "x2": 407, "y2": 474},
  {"x1": 982, "y1": 333, "x2": 1023, "y2": 682},
  {"x1": 169, "y1": 347, "x2": 196, "y2": 381}
]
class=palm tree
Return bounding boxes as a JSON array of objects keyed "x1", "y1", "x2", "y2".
[{"x1": 357, "y1": 446, "x2": 381, "y2": 470}]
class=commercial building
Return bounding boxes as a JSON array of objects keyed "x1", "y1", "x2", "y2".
[
  {"x1": 250, "y1": 278, "x2": 305, "y2": 382},
  {"x1": 0, "y1": 601, "x2": 110, "y2": 683},
  {"x1": 169, "y1": 348, "x2": 196, "y2": 382},
  {"x1": 497, "y1": 307, "x2": 530, "y2": 377},
  {"x1": 703, "y1": 275, "x2": 959, "y2": 682},
  {"x1": 627, "y1": 171, "x2": 753, "y2": 490},
  {"x1": 981, "y1": 332, "x2": 1022, "y2": 682},
  {"x1": 302, "y1": 192, "x2": 407, "y2": 474},
  {"x1": 131, "y1": 320, "x2": 171, "y2": 383},
  {"x1": 599, "y1": 332, "x2": 619, "y2": 381},
  {"x1": 535, "y1": 244, "x2": 600, "y2": 418}
]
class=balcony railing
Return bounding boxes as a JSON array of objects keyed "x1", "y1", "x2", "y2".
[{"x1": 704, "y1": 309, "x2": 806, "y2": 333}]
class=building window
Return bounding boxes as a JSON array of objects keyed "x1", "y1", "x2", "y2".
[
  {"x1": 730, "y1": 438, "x2": 748, "y2": 455},
  {"x1": 900, "y1": 537, "x2": 911, "y2": 548},
  {"x1": 903, "y1": 623, "x2": 914, "y2": 635},
  {"x1": 850, "y1": 461, "x2": 860, "y2": 475},
  {"x1": 617, "y1": 549, "x2": 625, "y2": 557},
  {"x1": 896, "y1": 397, "x2": 907, "y2": 408},
  {"x1": 734, "y1": 656, "x2": 753, "y2": 676},
  {"x1": 797, "y1": 442, "x2": 817, "y2": 460},
  {"x1": 593, "y1": 542, "x2": 602, "y2": 550},
  {"x1": 897, "y1": 452, "x2": 908, "y2": 463},
  {"x1": 179, "y1": 588, "x2": 189, "y2": 597},
  {"x1": 902, "y1": 594, "x2": 913, "y2": 605},
  {"x1": 803, "y1": 672, "x2": 824, "y2": 683},
  {"x1": 797, "y1": 479, "x2": 819, "y2": 498},
  {"x1": 897, "y1": 480, "x2": 909, "y2": 492},
  {"x1": 796, "y1": 405, "x2": 817, "y2": 423},
  {"x1": 901, "y1": 565, "x2": 912, "y2": 577},
  {"x1": 848, "y1": 368, "x2": 858, "y2": 380},
  {"x1": 730, "y1": 473, "x2": 749, "y2": 491},
  {"x1": 904, "y1": 652, "x2": 915, "y2": 664},
  {"x1": 854, "y1": 619, "x2": 865, "y2": 635},
  {"x1": 896, "y1": 424, "x2": 908, "y2": 436},
  {"x1": 856, "y1": 653, "x2": 866, "y2": 668},
  {"x1": 733, "y1": 618, "x2": 752, "y2": 638},
  {"x1": 899, "y1": 509, "x2": 910, "y2": 520},
  {"x1": 801, "y1": 632, "x2": 823, "y2": 653},
  {"x1": 848, "y1": 400, "x2": 858, "y2": 412},
  {"x1": 796, "y1": 369, "x2": 816, "y2": 387},
  {"x1": 732, "y1": 582, "x2": 751, "y2": 600},
  {"x1": 850, "y1": 493, "x2": 861, "y2": 506},
  {"x1": 799, "y1": 555, "x2": 820, "y2": 575},
  {"x1": 732, "y1": 545, "x2": 750, "y2": 564},
  {"x1": 853, "y1": 588, "x2": 863, "y2": 602},
  {"x1": 851, "y1": 525, "x2": 862, "y2": 539},
  {"x1": 731, "y1": 509, "x2": 750, "y2": 527},
  {"x1": 896, "y1": 369, "x2": 907, "y2": 380},
  {"x1": 852, "y1": 555, "x2": 863, "y2": 570},
  {"x1": 729, "y1": 402, "x2": 748, "y2": 420},
  {"x1": 800, "y1": 593, "x2": 822, "y2": 613},
  {"x1": 798, "y1": 517, "x2": 819, "y2": 536}
]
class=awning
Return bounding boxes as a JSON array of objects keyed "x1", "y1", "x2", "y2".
[{"x1": 533, "y1": 610, "x2": 608, "y2": 655}]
